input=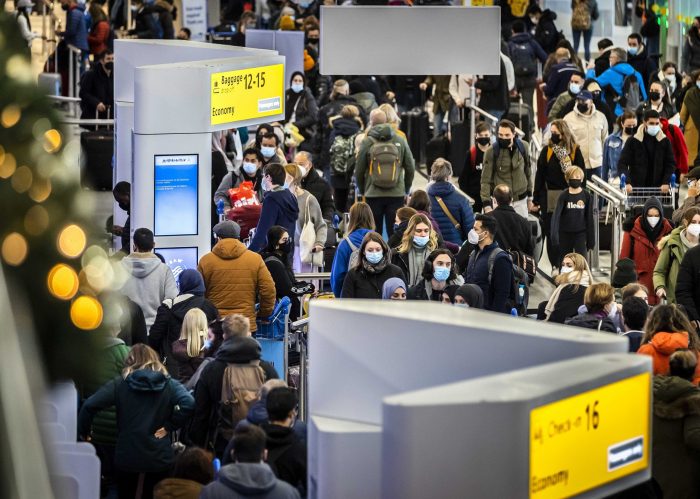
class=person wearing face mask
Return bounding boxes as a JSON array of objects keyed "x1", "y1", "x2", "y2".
[
  {"x1": 547, "y1": 72, "x2": 585, "y2": 122},
  {"x1": 58, "y1": 0, "x2": 89, "y2": 55},
  {"x1": 653, "y1": 62, "x2": 683, "y2": 109},
  {"x1": 440, "y1": 285, "x2": 459, "y2": 304},
  {"x1": 127, "y1": 0, "x2": 162, "y2": 39},
  {"x1": 563, "y1": 90, "x2": 609, "y2": 180},
  {"x1": 602, "y1": 111, "x2": 637, "y2": 183},
  {"x1": 680, "y1": 70, "x2": 700, "y2": 168},
  {"x1": 618, "y1": 109, "x2": 675, "y2": 195},
  {"x1": 636, "y1": 81, "x2": 677, "y2": 121},
  {"x1": 550, "y1": 166, "x2": 594, "y2": 266},
  {"x1": 428, "y1": 158, "x2": 474, "y2": 245},
  {"x1": 682, "y1": 17, "x2": 700, "y2": 75},
  {"x1": 285, "y1": 71, "x2": 319, "y2": 152},
  {"x1": 619, "y1": 196, "x2": 673, "y2": 305},
  {"x1": 382, "y1": 277, "x2": 407, "y2": 300},
  {"x1": 458, "y1": 122, "x2": 491, "y2": 213},
  {"x1": 261, "y1": 226, "x2": 315, "y2": 320},
  {"x1": 556, "y1": 80, "x2": 614, "y2": 132},
  {"x1": 391, "y1": 214, "x2": 440, "y2": 287},
  {"x1": 330, "y1": 201, "x2": 375, "y2": 297},
  {"x1": 79, "y1": 50, "x2": 114, "y2": 123},
  {"x1": 407, "y1": 249, "x2": 463, "y2": 301},
  {"x1": 565, "y1": 283, "x2": 618, "y2": 333},
  {"x1": 214, "y1": 148, "x2": 265, "y2": 213},
  {"x1": 653, "y1": 207, "x2": 700, "y2": 304},
  {"x1": 526, "y1": 5, "x2": 561, "y2": 54},
  {"x1": 231, "y1": 11, "x2": 256, "y2": 46},
  {"x1": 541, "y1": 252, "x2": 592, "y2": 323},
  {"x1": 463, "y1": 215, "x2": 514, "y2": 313},
  {"x1": 257, "y1": 131, "x2": 288, "y2": 167},
  {"x1": 340, "y1": 233, "x2": 404, "y2": 299},
  {"x1": 294, "y1": 151, "x2": 334, "y2": 221},
  {"x1": 673, "y1": 167, "x2": 700, "y2": 225},
  {"x1": 454, "y1": 284, "x2": 485, "y2": 309},
  {"x1": 626, "y1": 33, "x2": 657, "y2": 87},
  {"x1": 585, "y1": 47, "x2": 647, "y2": 116}
]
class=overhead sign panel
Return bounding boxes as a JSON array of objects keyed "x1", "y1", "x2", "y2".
[
  {"x1": 210, "y1": 63, "x2": 285, "y2": 126},
  {"x1": 529, "y1": 372, "x2": 651, "y2": 499}
]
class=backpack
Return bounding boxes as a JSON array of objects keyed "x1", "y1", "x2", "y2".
[
  {"x1": 618, "y1": 73, "x2": 642, "y2": 112},
  {"x1": 346, "y1": 237, "x2": 360, "y2": 270},
  {"x1": 508, "y1": 249, "x2": 537, "y2": 284},
  {"x1": 367, "y1": 136, "x2": 402, "y2": 189},
  {"x1": 150, "y1": 11, "x2": 164, "y2": 39},
  {"x1": 508, "y1": 41, "x2": 537, "y2": 78},
  {"x1": 487, "y1": 247, "x2": 529, "y2": 315},
  {"x1": 571, "y1": 0, "x2": 591, "y2": 30},
  {"x1": 215, "y1": 361, "x2": 266, "y2": 443},
  {"x1": 330, "y1": 133, "x2": 357, "y2": 176}
]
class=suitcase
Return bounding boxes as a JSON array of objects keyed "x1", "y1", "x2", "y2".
[
  {"x1": 227, "y1": 204, "x2": 262, "y2": 240},
  {"x1": 448, "y1": 109, "x2": 470, "y2": 178},
  {"x1": 80, "y1": 109, "x2": 114, "y2": 191},
  {"x1": 38, "y1": 72, "x2": 62, "y2": 96},
  {"x1": 506, "y1": 96, "x2": 533, "y2": 141},
  {"x1": 536, "y1": 85, "x2": 548, "y2": 130},
  {"x1": 425, "y1": 134, "x2": 449, "y2": 175},
  {"x1": 399, "y1": 107, "x2": 429, "y2": 166}
]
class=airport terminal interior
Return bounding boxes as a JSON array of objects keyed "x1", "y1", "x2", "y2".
[{"x1": 1, "y1": 0, "x2": 700, "y2": 497}]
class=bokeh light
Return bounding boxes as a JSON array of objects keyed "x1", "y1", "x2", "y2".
[
  {"x1": 0, "y1": 151, "x2": 16, "y2": 178},
  {"x1": 1, "y1": 232, "x2": 28, "y2": 266},
  {"x1": 24, "y1": 205, "x2": 50, "y2": 235},
  {"x1": 47, "y1": 264, "x2": 79, "y2": 300},
  {"x1": 1, "y1": 105, "x2": 21, "y2": 128},
  {"x1": 29, "y1": 176, "x2": 52, "y2": 202},
  {"x1": 70, "y1": 296, "x2": 103, "y2": 330},
  {"x1": 11, "y1": 165, "x2": 33, "y2": 193},
  {"x1": 43, "y1": 129, "x2": 62, "y2": 153},
  {"x1": 57, "y1": 224, "x2": 86, "y2": 258}
]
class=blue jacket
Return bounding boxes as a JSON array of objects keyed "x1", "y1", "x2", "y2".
[
  {"x1": 586, "y1": 63, "x2": 647, "y2": 116},
  {"x1": 330, "y1": 228, "x2": 372, "y2": 297},
  {"x1": 464, "y1": 242, "x2": 512, "y2": 313},
  {"x1": 249, "y1": 188, "x2": 300, "y2": 253},
  {"x1": 601, "y1": 131, "x2": 625, "y2": 181},
  {"x1": 428, "y1": 181, "x2": 474, "y2": 245},
  {"x1": 64, "y1": 4, "x2": 89, "y2": 51},
  {"x1": 545, "y1": 61, "x2": 580, "y2": 100}
]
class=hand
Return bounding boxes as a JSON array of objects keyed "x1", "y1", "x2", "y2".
[
  {"x1": 483, "y1": 206, "x2": 493, "y2": 213},
  {"x1": 660, "y1": 184, "x2": 670, "y2": 194},
  {"x1": 656, "y1": 288, "x2": 666, "y2": 299},
  {"x1": 529, "y1": 203, "x2": 540, "y2": 213},
  {"x1": 154, "y1": 427, "x2": 168, "y2": 439},
  {"x1": 586, "y1": 60, "x2": 595, "y2": 70},
  {"x1": 419, "y1": 83, "x2": 428, "y2": 91},
  {"x1": 112, "y1": 225, "x2": 123, "y2": 236},
  {"x1": 527, "y1": 200, "x2": 535, "y2": 212},
  {"x1": 456, "y1": 100, "x2": 464, "y2": 108},
  {"x1": 386, "y1": 91, "x2": 395, "y2": 101},
  {"x1": 312, "y1": 244, "x2": 324, "y2": 253},
  {"x1": 538, "y1": 82, "x2": 546, "y2": 91},
  {"x1": 96, "y1": 102, "x2": 106, "y2": 113},
  {"x1": 688, "y1": 186, "x2": 700, "y2": 198},
  {"x1": 625, "y1": 184, "x2": 633, "y2": 194}
]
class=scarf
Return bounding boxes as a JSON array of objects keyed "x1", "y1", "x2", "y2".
[
  {"x1": 407, "y1": 246, "x2": 428, "y2": 287},
  {"x1": 681, "y1": 229, "x2": 698, "y2": 249},
  {"x1": 362, "y1": 256, "x2": 388, "y2": 274},
  {"x1": 552, "y1": 144, "x2": 573, "y2": 173},
  {"x1": 545, "y1": 270, "x2": 592, "y2": 319}
]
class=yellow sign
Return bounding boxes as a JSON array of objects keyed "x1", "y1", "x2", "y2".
[
  {"x1": 210, "y1": 64, "x2": 284, "y2": 126},
  {"x1": 530, "y1": 373, "x2": 650, "y2": 499},
  {"x1": 470, "y1": 0, "x2": 494, "y2": 5}
]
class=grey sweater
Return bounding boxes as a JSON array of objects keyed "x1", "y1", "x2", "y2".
[{"x1": 295, "y1": 190, "x2": 328, "y2": 247}]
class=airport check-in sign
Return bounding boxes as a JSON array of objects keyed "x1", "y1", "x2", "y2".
[
  {"x1": 529, "y1": 373, "x2": 650, "y2": 498},
  {"x1": 210, "y1": 63, "x2": 284, "y2": 126}
]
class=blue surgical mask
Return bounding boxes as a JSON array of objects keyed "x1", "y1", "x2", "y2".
[
  {"x1": 569, "y1": 83, "x2": 581, "y2": 95},
  {"x1": 646, "y1": 124, "x2": 660, "y2": 136},
  {"x1": 299, "y1": 0, "x2": 311, "y2": 7},
  {"x1": 242, "y1": 162, "x2": 257, "y2": 175},
  {"x1": 203, "y1": 339, "x2": 212, "y2": 350},
  {"x1": 433, "y1": 266, "x2": 450, "y2": 282},
  {"x1": 283, "y1": 181, "x2": 291, "y2": 189},
  {"x1": 628, "y1": 46, "x2": 638, "y2": 55},
  {"x1": 413, "y1": 235, "x2": 429, "y2": 247},
  {"x1": 454, "y1": 302, "x2": 469, "y2": 308},
  {"x1": 260, "y1": 146, "x2": 275, "y2": 159},
  {"x1": 365, "y1": 250, "x2": 383, "y2": 265},
  {"x1": 291, "y1": 83, "x2": 304, "y2": 93}
]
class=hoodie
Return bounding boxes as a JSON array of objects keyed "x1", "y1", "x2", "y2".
[
  {"x1": 121, "y1": 253, "x2": 178, "y2": 330},
  {"x1": 354, "y1": 124, "x2": 416, "y2": 198},
  {"x1": 261, "y1": 423, "x2": 306, "y2": 494},
  {"x1": 638, "y1": 332, "x2": 700, "y2": 383},
  {"x1": 586, "y1": 62, "x2": 647, "y2": 116},
  {"x1": 534, "y1": 9, "x2": 560, "y2": 53},
  {"x1": 200, "y1": 463, "x2": 300, "y2": 499},
  {"x1": 249, "y1": 188, "x2": 300, "y2": 253}
]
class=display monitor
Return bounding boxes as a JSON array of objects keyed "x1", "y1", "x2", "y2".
[
  {"x1": 154, "y1": 154, "x2": 199, "y2": 236},
  {"x1": 157, "y1": 247, "x2": 199, "y2": 285}
]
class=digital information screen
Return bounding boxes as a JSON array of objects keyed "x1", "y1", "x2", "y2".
[
  {"x1": 154, "y1": 154, "x2": 199, "y2": 236},
  {"x1": 157, "y1": 247, "x2": 199, "y2": 285}
]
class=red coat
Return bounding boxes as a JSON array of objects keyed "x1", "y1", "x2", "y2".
[
  {"x1": 661, "y1": 118, "x2": 689, "y2": 174},
  {"x1": 87, "y1": 21, "x2": 110, "y2": 56},
  {"x1": 619, "y1": 217, "x2": 673, "y2": 305}
]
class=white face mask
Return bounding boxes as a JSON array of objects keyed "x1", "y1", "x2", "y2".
[
  {"x1": 467, "y1": 229, "x2": 481, "y2": 245},
  {"x1": 298, "y1": 165, "x2": 307, "y2": 178},
  {"x1": 687, "y1": 223, "x2": 700, "y2": 237},
  {"x1": 607, "y1": 303, "x2": 618, "y2": 319},
  {"x1": 647, "y1": 216, "x2": 660, "y2": 228},
  {"x1": 560, "y1": 266, "x2": 574, "y2": 274}
]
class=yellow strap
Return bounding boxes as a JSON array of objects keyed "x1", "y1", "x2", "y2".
[{"x1": 436, "y1": 196, "x2": 460, "y2": 230}]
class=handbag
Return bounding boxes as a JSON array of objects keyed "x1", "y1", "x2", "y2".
[{"x1": 299, "y1": 195, "x2": 323, "y2": 266}]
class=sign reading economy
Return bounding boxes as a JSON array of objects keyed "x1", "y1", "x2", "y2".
[
  {"x1": 529, "y1": 372, "x2": 651, "y2": 499},
  {"x1": 210, "y1": 64, "x2": 285, "y2": 126}
]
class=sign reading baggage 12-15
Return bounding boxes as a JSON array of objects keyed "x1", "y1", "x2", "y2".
[
  {"x1": 210, "y1": 64, "x2": 284, "y2": 126},
  {"x1": 529, "y1": 373, "x2": 651, "y2": 499}
]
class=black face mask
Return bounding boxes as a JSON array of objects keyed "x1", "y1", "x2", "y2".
[
  {"x1": 278, "y1": 239, "x2": 293, "y2": 254},
  {"x1": 649, "y1": 91, "x2": 661, "y2": 101},
  {"x1": 118, "y1": 201, "x2": 129, "y2": 212},
  {"x1": 307, "y1": 37, "x2": 319, "y2": 45},
  {"x1": 568, "y1": 179, "x2": 582, "y2": 189},
  {"x1": 576, "y1": 103, "x2": 589, "y2": 114},
  {"x1": 476, "y1": 137, "x2": 490, "y2": 146},
  {"x1": 624, "y1": 126, "x2": 637, "y2": 135},
  {"x1": 591, "y1": 91, "x2": 601, "y2": 100},
  {"x1": 104, "y1": 61, "x2": 114, "y2": 71},
  {"x1": 550, "y1": 133, "x2": 561, "y2": 145},
  {"x1": 497, "y1": 137, "x2": 512, "y2": 149}
]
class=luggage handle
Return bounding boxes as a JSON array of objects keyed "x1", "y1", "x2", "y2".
[{"x1": 95, "y1": 106, "x2": 112, "y2": 129}]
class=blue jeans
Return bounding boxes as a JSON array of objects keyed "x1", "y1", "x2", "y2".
[
  {"x1": 572, "y1": 28, "x2": 593, "y2": 61},
  {"x1": 433, "y1": 111, "x2": 447, "y2": 136}
]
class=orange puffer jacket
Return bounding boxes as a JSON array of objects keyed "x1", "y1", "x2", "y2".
[
  {"x1": 198, "y1": 238, "x2": 275, "y2": 332},
  {"x1": 638, "y1": 331, "x2": 700, "y2": 384}
]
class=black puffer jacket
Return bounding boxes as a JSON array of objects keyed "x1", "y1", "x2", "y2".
[
  {"x1": 340, "y1": 262, "x2": 406, "y2": 299},
  {"x1": 565, "y1": 312, "x2": 617, "y2": 333}
]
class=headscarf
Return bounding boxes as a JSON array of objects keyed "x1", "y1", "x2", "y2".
[
  {"x1": 442, "y1": 285, "x2": 459, "y2": 304},
  {"x1": 455, "y1": 284, "x2": 484, "y2": 309},
  {"x1": 178, "y1": 269, "x2": 205, "y2": 296},
  {"x1": 640, "y1": 196, "x2": 665, "y2": 243},
  {"x1": 382, "y1": 277, "x2": 406, "y2": 300}
]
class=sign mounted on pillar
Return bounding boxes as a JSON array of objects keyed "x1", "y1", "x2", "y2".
[{"x1": 211, "y1": 63, "x2": 285, "y2": 126}]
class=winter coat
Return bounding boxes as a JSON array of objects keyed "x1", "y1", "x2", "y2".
[
  {"x1": 533, "y1": 9, "x2": 561, "y2": 54},
  {"x1": 464, "y1": 241, "x2": 513, "y2": 313},
  {"x1": 548, "y1": 91, "x2": 574, "y2": 122},
  {"x1": 148, "y1": 294, "x2": 218, "y2": 360},
  {"x1": 340, "y1": 261, "x2": 406, "y2": 299},
  {"x1": 79, "y1": 63, "x2": 113, "y2": 120},
  {"x1": 79, "y1": 336, "x2": 130, "y2": 445},
  {"x1": 661, "y1": 118, "x2": 689, "y2": 175},
  {"x1": 78, "y1": 369, "x2": 194, "y2": 472},
  {"x1": 87, "y1": 20, "x2": 110, "y2": 55},
  {"x1": 64, "y1": 4, "x2": 88, "y2": 50},
  {"x1": 586, "y1": 62, "x2": 648, "y2": 116},
  {"x1": 317, "y1": 95, "x2": 366, "y2": 169},
  {"x1": 293, "y1": 190, "x2": 327, "y2": 251},
  {"x1": 133, "y1": 6, "x2": 161, "y2": 39},
  {"x1": 200, "y1": 463, "x2": 300, "y2": 499},
  {"x1": 563, "y1": 104, "x2": 609, "y2": 170},
  {"x1": 262, "y1": 252, "x2": 303, "y2": 320},
  {"x1": 653, "y1": 227, "x2": 694, "y2": 303},
  {"x1": 601, "y1": 131, "x2": 626, "y2": 181},
  {"x1": 423, "y1": 75, "x2": 453, "y2": 114},
  {"x1": 285, "y1": 87, "x2": 319, "y2": 139},
  {"x1": 680, "y1": 87, "x2": 700, "y2": 167},
  {"x1": 508, "y1": 32, "x2": 547, "y2": 84},
  {"x1": 652, "y1": 375, "x2": 700, "y2": 498},
  {"x1": 673, "y1": 194, "x2": 700, "y2": 226},
  {"x1": 249, "y1": 188, "x2": 300, "y2": 252},
  {"x1": 474, "y1": 58, "x2": 509, "y2": 114},
  {"x1": 682, "y1": 30, "x2": 700, "y2": 74},
  {"x1": 638, "y1": 332, "x2": 700, "y2": 384},
  {"x1": 407, "y1": 276, "x2": 465, "y2": 301},
  {"x1": 355, "y1": 124, "x2": 416, "y2": 198},
  {"x1": 489, "y1": 205, "x2": 535, "y2": 255},
  {"x1": 481, "y1": 139, "x2": 532, "y2": 206},
  {"x1": 121, "y1": 253, "x2": 178, "y2": 330},
  {"x1": 330, "y1": 228, "x2": 372, "y2": 297},
  {"x1": 545, "y1": 60, "x2": 581, "y2": 101},
  {"x1": 198, "y1": 238, "x2": 276, "y2": 331},
  {"x1": 154, "y1": 478, "x2": 204, "y2": 499},
  {"x1": 618, "y1": 125, "x2": 676, "y2": 187},
  {"x1": 189, "y1": 336, "x2": 278, "y2": 451},
  {"x1": 676, "y1": 245, "x2": 700, "y2": 321},
  {"x1": 428, "y1": 181, "x2": 474, "y2": 245},
  {"x1": 153, "y1": 0, "x2": 175, "y2": 39},
  {"x1": 558, "y1": 95, "x2": 616, "y2": 133},
  {"x1": 301, "y1": 169, "x2": 334, "y2": 221},
  {"x1": 635, "y1": 99, "x2": 676, "y2": 122},
  {"x1": 170, "y1": 339, "x2": 205, "y2": 384},
  {"x1": 533, "y1": 145, "x2": 586, "y2": 213},
  {"x1": 262, "y1": 423, "x2": 306, "y2": 493},
  {"x1": 545, "y1": 284, "x2": 587, "y2": 323},
  {"x1": 565, "y1": 311, "x2": 617, "y2": 333},
  {"x1": 619, "y1": 217, "x2": 673, "y2": 305}
]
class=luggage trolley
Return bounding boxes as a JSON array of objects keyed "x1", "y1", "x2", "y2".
[
  {"x1": 620, "y1": 173, "x2": 678, "y2": 218},
  {"x1": 255, "y1": 296, "x2": 291, "y2": 382}
]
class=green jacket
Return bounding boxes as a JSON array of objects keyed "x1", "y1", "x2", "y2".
[
  {"x1": 480, "y1": 139, "x2": 532, "y2": 205},
  {"x1": 548, "y1": 92, "x2": 574, "y2": 121},
  {"x1": 80, "y1": 337, "x2": 130, "y2": 445},
  {"x1": 424, "y1": 75, "x2": 453, "y2": 114},
  {"x1": 653, "y1": 227, "x2": 692, "y2": 303},
  {"x1": 355, "y1": 124, "x2": 415, "y2": 198}
]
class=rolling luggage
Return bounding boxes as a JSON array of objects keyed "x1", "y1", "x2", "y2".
[
  {"x1": 506, "y1": 95, "x2": 532, "y2": 141},
  {"x1": 80, "y1": 108, "x2": 113, "y2": 191},
  {"x1": 399, "y1": 107, "x2": 429, "y2": 166},
  {"x1": 425, "y1": 134, "x2": 449, "y2": 175}
]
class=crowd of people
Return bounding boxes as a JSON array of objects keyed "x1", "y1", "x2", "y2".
[{"x1": 26, "y1": 0, "x2": 700, "y2": 497}]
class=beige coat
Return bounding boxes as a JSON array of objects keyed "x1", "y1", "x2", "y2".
[
  {"x1": 680, "y1": 102, "x2": 699, "y2": 166},
  {"x1": 563, "y1": 104, "x2": 609, "y2": 170}
]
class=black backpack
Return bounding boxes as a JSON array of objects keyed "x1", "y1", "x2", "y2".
[
  {"x1": 508, "y1": 40, "x2": 537, "y2": 78},
  {"x1": 487, "y1": 247, "x2": 529, "y2": 315}
]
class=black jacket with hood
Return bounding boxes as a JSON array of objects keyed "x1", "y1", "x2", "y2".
[
  {"x1": 262, "y1": 422, "x2": 307, "y2": 495},
  {"x1": 618, "y1": 125, "x2": 675, "y2": 188},
  {"x1": 534, "y1": 9, "x2": 561, "y2": 54},
  {"x1": 200, "y1": 463, "x2": 300, "y2": 499}
]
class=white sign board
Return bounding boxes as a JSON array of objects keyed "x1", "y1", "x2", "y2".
[{"x1": 181, "y1": 0, "x2": 207, "y2": 41}]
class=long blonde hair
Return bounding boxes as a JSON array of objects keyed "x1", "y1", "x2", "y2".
[
  {"x1": 397, "y1": 214, "x2": 438, "y2": 253},
  {"x1": 180, "y1": 308, "x2": 208, "y2": 358},
  {"x1": 122, "y1": 344, "x2": 168, "y2": 378},
  {"x1": 555, "y1": 252, "x2": 593, "y2": 291}
]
